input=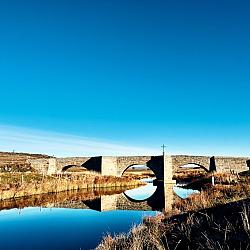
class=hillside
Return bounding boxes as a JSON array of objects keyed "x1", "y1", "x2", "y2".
[{"x1": 0, "y1": 151, "x2": 51, "y2": 172}]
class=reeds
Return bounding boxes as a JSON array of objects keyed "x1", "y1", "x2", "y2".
[
  {"x1": 123, "y1": 169, "x2": 155, "y2": 180},
  {"x1": 97, "y1": 200, "x2": 250, "y2": 250},
  {"x1": 97, "y1": 175, "x2": 250, "y2": 250},
  {"x1": 173, "y1": 169, "x2": 206, "y2": 183},
  {"x1": 0, "y1": 172, "x2": 143, "y2": 200}
]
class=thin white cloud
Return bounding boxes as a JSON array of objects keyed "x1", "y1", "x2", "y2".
[{"x1": 0, "y1": 124, "x2": 158, "y2": 157}]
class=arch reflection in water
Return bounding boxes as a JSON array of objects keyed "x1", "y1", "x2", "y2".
[
  {"x1": 124, "y1": 180, "x2": 157, "y2": 201},
  {"x1": 77, "y1": 180, "x2": 172, "y2": 212},
  {"x1": 120, "y1": 181, "x2": 173, "y2": 212}
]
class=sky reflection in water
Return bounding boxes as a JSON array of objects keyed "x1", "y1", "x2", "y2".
[
  {"x1": 0, "y1": 186, "x2": 158, "y2": 250},
  {"x1": 0, "y1": 183, "x2": 200, "y2": 250}
]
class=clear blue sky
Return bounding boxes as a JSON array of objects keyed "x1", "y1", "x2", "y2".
[{"x1": 0, "y1": 0, "x2": 249, "y2": 156}]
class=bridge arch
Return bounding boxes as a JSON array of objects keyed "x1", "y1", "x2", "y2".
[
  {"x1": 116, "y1": 156, "x2": 164, "y2": 180},
  {"x1": 172, "y1": 155, "x2": 211, "y2": 173},
  {"x1": 121, "y1": 164, "x2": 156, "y2": 179},
  {"x1": 62, "y1": 164, "x2": 85, "y2": 172},
  {"x1": 179, "y1": 163, "x2": 209, "y2": 172}
]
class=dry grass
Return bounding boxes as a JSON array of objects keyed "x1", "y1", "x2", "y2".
[
  {"x1": 0, "y1": 151, "x2": 50, "y2": 173},
  {"x1": 172, "y1": 182, "x2": 250, "y2": 216},
  {"x1": 173, "y1": 170, "x2": 248, "y2": 186},
  {"x1": 97, "y1": 199, "x2": 250, "y2": 250},
  {"x1": 0, "y1": 172, "x2": 143, "y2": 200},
  {"x1": 97, "y1": 175, "x2": 250, "y2": 250},
  {"x1": 173, "y1": 169, "x2": 207, "y2": 183},
  {"x1": 123, "y1": 169, "x2": 155, "y2": 180}
]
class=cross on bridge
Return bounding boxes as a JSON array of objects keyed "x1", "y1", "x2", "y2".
[{"x1": 161, "y1": 144, "x2": 166, "y2": 155}]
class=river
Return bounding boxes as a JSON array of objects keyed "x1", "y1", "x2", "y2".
[{"x1": 0, "y1": 179, "x2": 198, "y2": 250}]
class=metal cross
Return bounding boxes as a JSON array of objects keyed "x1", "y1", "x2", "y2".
[{"x1": 161, "y1": 144, "x2": 166, "y2": 155}]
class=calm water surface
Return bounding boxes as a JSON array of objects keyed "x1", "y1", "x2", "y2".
[{"x1": 0, "y1": 180, "x2": 198, "y2": 250}]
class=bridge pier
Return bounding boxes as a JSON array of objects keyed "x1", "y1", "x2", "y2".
[
  {"x1": 47, "y1": 158, "x2": 57, "y2": 175},
  {"x1": 163, "y1": 155, "x2": 176, "y2": 184},
  {"x1": 164, "y1": 184, "x2": 174, "y2": 213},
  {"x1": 101, "y1": 156, "x2": 118, "y2": 176}
]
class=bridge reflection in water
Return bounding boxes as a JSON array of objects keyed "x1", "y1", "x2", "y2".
[
  {"x1": 82, "y1": 183, "x2": 173, "y2": 212},
  {"x1": 0, "y1": 183, "x2": 185, "y2": 213}
]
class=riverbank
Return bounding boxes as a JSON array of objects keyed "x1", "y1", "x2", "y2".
[
  {"x1": 0, "y1": 187, "x2": 132, "y2": 211},
  {"x1": 97, "y1": 198, "x2": 250, "y2": 250},
  {"x1": 0, "y1": 172, "x2": 143, "y2": 200},
  {"x1": 97, "y1": 173, "x2": 250, "y2": 249}
]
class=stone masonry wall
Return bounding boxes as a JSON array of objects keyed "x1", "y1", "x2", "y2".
[
  {"x1": 28, "y1": 158, "x2": 51, "y2": 174},
  {"x1": 164, "y1": 155, "x2": 174, "y2": 183},
  {"x1": 56, "y1": 157, "x2": 92, "y2": 172},
  {"x1": 28, "y1": 155, "x2": 250, "y2": 177},
  {"x1": 101, "y1": 157, "x2": 118, "y2": 176},
  {"x1": 47, "y1": 158, "x2": 57, "y2": 174},
  {"x1": 116, "y1": 156, "x2": 152, "y2": 176},
  {"x1": 215, "y1": 157, "x2": 249, "y2": 173},
  {"x1": 172, "y1": 155, "x2": 211, "y2": 172},
  {"x1": 171, "y1": 155, "x2": 249, "y2": 174}
]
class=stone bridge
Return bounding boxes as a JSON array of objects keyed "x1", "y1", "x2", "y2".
[{"x1": 28, "y1": 155, "x2": 250, "y2": 183}]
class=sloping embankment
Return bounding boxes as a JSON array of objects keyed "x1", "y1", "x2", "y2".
[{"x1": 97, "y1": 197, "x2": 250, "y2": 250}]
